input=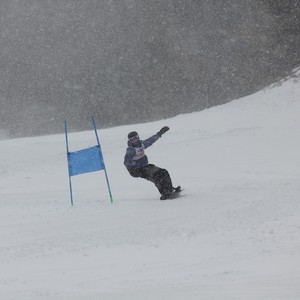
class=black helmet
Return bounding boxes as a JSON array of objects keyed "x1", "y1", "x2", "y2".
[{"x1": 128, "y1": 131, "x2": 138, "y2": 139}]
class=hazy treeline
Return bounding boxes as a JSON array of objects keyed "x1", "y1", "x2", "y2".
[{"x1": 0, "y1": 0, "x2": 299, "y2": 137}]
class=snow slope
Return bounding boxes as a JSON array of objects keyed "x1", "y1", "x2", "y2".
[{"x1": 1, "y1": 73, "x2": 300, "y2": 300}]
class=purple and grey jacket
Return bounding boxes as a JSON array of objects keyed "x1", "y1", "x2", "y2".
[{"x1": 124, "y1": 134, "x2": 160, "y2": 170}]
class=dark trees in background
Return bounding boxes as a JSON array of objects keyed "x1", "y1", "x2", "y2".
[{"x1": 0, "y1": 0, "x2": 299, "y2": 137}]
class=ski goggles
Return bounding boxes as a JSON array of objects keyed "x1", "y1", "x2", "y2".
[{"x1": 129, "y1": 134, "x2": 139, "y2": 143}]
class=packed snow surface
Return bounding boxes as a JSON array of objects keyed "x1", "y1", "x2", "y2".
[{"x1": 1, "y1": 75, "x2": 300, "y2": 299}]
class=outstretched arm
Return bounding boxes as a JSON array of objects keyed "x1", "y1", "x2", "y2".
[{"x1": 143, "y1": 126, "x2": 170, "y2": 148}]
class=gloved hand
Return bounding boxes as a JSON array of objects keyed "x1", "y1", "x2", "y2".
[{"x1": 157, "y1": 126, "x2": 170, "y2": 137}]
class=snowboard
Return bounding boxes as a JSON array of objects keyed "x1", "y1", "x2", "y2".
[{"x1": 160, "y1": 186, "x2": 182, "y2": 200}]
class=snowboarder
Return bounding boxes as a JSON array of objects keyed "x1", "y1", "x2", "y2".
[{"x1": 124, "y1": 126, "x2": 180, "y2": 200}]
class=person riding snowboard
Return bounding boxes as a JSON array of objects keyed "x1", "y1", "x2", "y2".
[{"x1": 124, "y1": 126, "x2": 180, "y2": 200}]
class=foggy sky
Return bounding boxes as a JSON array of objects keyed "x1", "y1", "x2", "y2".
[{"x1": 0, "y1": 0, "x2": 299, "y2": 138}]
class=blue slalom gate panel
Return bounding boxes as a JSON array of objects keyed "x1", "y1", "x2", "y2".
[{"x1": 68, "y1": 145, "x2": 104, "y2": 176}]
